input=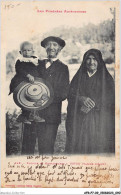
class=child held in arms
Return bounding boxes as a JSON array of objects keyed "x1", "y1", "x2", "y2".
[{"x1": 9, "y1": 41, "x2": 48, "y2": 123}]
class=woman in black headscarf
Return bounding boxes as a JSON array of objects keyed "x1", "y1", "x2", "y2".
[{"x1": 65, "y1": 49, "x2": 115, "y2": 154}]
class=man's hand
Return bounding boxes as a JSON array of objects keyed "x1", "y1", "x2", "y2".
[
  {"x1": 26, "y1": 74, "x2": 34, "y2": 83},
  {"x1": 41, "y1": 93, "x2": 49, "y2": 101},
  {"x1": 79, "y1": 96, "x2": 95, "y2": 109},
  {"x1": 33, "y1": 94, "x2": 49, "y2": 107},
  {"x1": 33, "y1": 100, "x2": 43, "y2": 106}
]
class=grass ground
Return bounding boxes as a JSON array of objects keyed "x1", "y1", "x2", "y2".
[{"x1": 6, "y1": 114, "x2": 66, "y2": 156}]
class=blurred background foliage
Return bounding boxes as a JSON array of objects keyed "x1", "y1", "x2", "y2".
[{"x1": 6, "y1": 16, "x2": 115, "y2": 75}]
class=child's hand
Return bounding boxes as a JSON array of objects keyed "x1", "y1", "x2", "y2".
[{"x1": 26, "y1": 74, "x2": 34, "y2": 83}]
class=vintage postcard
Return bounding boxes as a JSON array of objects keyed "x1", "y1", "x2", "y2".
[{"x1": 1, "y1": 0, "x2": 120, "y2": 191}]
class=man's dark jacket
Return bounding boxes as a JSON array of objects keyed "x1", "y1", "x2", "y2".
[{"x1": 37, "y1": 59, "x2": 69, "y2": 124}]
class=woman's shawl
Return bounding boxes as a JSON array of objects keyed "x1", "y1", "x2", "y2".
[{"x1": 66, "y1": 49, "x2": 115, "y2": 154}]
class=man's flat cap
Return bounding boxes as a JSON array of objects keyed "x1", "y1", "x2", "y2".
[{"x1": 41, "y1": 36, "x2": 66, "y2": 48}]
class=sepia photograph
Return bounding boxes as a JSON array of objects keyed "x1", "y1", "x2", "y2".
[{"x1": 1, "y1": 0, "x2": 120, "y2": 189}]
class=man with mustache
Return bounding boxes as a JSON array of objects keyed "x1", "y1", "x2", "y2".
[{"x1": 36, "y1": 36, "x2": 69, "y2": 154}]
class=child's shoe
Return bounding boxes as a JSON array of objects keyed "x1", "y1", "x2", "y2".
[
  {"x1": 34, "y1": 116, "x2": 45, "y2": 123},
  {"x1": 23, "y1": 118, "x2": 31, "y2": 124}
]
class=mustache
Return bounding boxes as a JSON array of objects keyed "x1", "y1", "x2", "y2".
[{"x1": 47, "y1": 48, "x2": 56, "y2": 51}]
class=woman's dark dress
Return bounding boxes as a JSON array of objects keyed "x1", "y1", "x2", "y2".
[{"x1": 66, "y1": 49, "x2": 115, "y2": 154}]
